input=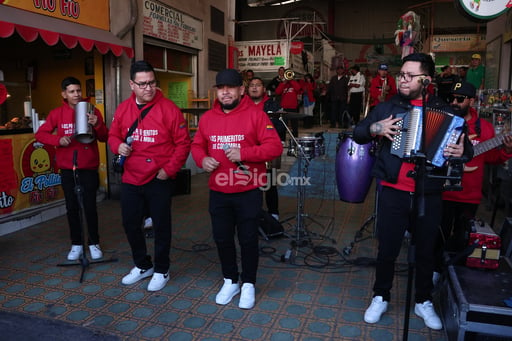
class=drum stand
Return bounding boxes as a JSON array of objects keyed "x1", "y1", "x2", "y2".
[{"x1": 278, "y1": 116, "x2": 333, "y2": 262}]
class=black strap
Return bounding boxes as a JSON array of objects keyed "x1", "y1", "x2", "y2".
[{"x1": 125, "y1": 104, "x2": 154, "y2": 142}]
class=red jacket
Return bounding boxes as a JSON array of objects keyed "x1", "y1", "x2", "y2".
[
  {"x1": 443, "y1": 107, "x2": 512, "y2": 204},
  {"x1": 299, "y1": 79, "x2": 316, "y2": 104},
  {"x1": 35, "y1": 99, "x2": 108, "y2": 170},
  {"x1": 369, "y1": 74, "x2": 397, "y2": 107},
  {"x1": 191, "y1": 96, "x2": 283, "y2": 193},
  {"x1": 108, "y1": 90, "x2": 191, "y2": 186},
  {"x1": 275, "y1": 80, "x2": 301, "y2": 109}
]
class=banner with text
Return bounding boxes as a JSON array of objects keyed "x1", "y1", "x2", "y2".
[
  {"x1": 431, "y1": 34, "x2": 486, "y2": 52},
  {"x1": 235, "y1": 40, "x2": 289, "y2": 71},
  {"x1": 143, "y1": 0, "x2": 203, "y2": 50}
]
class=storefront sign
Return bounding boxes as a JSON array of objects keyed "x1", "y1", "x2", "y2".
[
  {"x1": 0, "y1": 134, "x2": 64, "y2": 217},
  {"x1": 1, "y1": 0, "x2": 110, "y2": 30},
  {"x1": 457, "y1": 0, "x2": 511, "y2": 21},
  {"x1": 431, "y1": 34, "x2": 486, "y2": 52},
  {"x1": 143, "y1": 0, "x2": 203, "y2": 50},
  {"x1": 235, "y1": 40, "x2": 288, "y2": 71}
]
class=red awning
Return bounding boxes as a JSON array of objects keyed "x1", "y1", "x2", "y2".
[{"x1": 0, "y1": 21, "x2": 133, "y2": 58}]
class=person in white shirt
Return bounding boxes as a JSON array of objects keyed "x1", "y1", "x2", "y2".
[{"x1": 347, "y1": 65, "x2": 366, "y2": 125}]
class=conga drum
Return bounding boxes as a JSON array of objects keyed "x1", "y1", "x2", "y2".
[{"x1": 335, "y1": 132, "x2": 375, "y2": 203}]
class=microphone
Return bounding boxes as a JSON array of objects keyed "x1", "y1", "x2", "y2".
[
  {"x1": 73, "y1": 150, "x2": 78, "y2": 170},
  {"x1": 119, "y1": 136, "x2": 134, "y2": 167},
  {"x1": 222, "y1": 144, "x2": 249, "y2": 174},
  {"x1": 418, "y1": 77, "x2": 430, "y2": 86}
]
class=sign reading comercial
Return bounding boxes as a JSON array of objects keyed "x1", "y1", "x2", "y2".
[
  {"x1": 143, "y1": 0, "x2": 203, "y2": 50},
  {"x1": 235, "y1": 40, "x2": 288, "y2": 71},
  {"x1": 431, "y1": 34, "x2": 486, "y2": 52}
]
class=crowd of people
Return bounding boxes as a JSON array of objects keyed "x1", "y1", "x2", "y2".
[{"x1": 34, "y1": 51, "x2": 511, "y2": 333}]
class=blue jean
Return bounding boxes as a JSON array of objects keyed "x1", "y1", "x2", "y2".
[
  {"x1": 121, "y1": 177, "x2": 174, "y2": 273},
  {"x1": 209, "y1": 189, "x2": 262, "y2": 284}
]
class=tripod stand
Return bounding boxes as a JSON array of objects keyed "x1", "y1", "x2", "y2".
[
  {"x1": 343, "y1": 184, "x2": 379, "y2": 256},
  {"x1": 57, "y1": 150, "x2": 117, "y2": 283},
  {"x1": 278, "y1": 116, "x2": 333, "y2": 261}
]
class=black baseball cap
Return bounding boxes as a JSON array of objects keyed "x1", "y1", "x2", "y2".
[
  {"x1": 215, "y1": 69, "x2": 243, "y2": 87},
  {"x1": 451, "y1": 81, "x2": 476, "y2": 98}
]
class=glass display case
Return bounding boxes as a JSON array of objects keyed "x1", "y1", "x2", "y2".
[{"x1": 475, "y1": 89, "x2": 512, "y2": 135}]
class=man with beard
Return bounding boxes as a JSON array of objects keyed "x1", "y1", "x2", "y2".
[
  {"x1": 191, "y1": 69, "x2": 282, "y2": 309},
  {"x1": 353, "y1": 53, "x2": 473, "y2": 330},
  {"x1": 435, "y1": 81, "x2": 512, "y2": 269}
]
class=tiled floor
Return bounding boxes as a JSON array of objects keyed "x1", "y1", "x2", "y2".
[{"x1": 0, "y1": 124, "x2": 508, "y2": 340}]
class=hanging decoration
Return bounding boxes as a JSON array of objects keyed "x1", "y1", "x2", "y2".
[{"x1": 394, "y1": 11, "x2": 420, "y2": 59}]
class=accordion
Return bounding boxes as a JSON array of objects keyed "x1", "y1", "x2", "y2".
[{"x1": 390, "y1": 106, "x2": 465, "y2": 167}]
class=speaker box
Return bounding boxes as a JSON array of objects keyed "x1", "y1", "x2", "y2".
[{"x1": 500, "y1": 217, "x2": 512, "y2": 259}]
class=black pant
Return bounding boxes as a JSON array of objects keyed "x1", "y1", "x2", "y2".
[
  {"x1": 373, "y1": 186, "x2": 441, "y2": 303},
  {"x1": 330, "y1": 100, "x2": 346, "y2": 127},
  {"x1": 121, "y1": 177, "x2": 174, "y2": 274},
  {"x1": 61, "y1": 169, "x2": 99, "y2": 246},
  {"x1": 348, "y1": 92, "x2": 363, "y2": 124},
  {"x1": 209, "y1": 189, "x2": 262, "y2": 284},
  {"x1": 264, "y1": 169, "x2": 278, "y2": 215}
]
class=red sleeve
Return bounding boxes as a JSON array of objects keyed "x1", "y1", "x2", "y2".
[
  {"x1": 191, "y1": 116, "x2": 210, "y2": 168},
  {"x1": 163, "y1": 107, "x2": 191, "y2": 178},
  {"x1": 275, "y1": 81, "x2": 285, "y2": 95},
  {"x1": 92, "y1": 107, "x2": 108, "y2": 142},
  {"x1": 35, "y1": 108, "x2": 62, "y2": 147}
]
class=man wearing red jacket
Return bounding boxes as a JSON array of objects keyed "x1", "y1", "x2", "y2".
[
  {"x1": 191, "y1": 69, "x2": 282, "y2": 309},
  {"x1": 108, "y1": 61, "x2": 191, "y2": 292},
  {"x1": 369, "y1": 64, "x2": 397, "y2": 110},
  {"x1": 437, "y1": 81, "x2": 512, "y2": 264},
  {"x1": 275, "y1": 76, "x2": 301, "y2": 138},
  {"x1": 36, "y1": 76, "x2": 108, "y2": 261}
]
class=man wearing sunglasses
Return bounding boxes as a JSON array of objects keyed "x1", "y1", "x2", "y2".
[
  {"x1": 435, "y1": 81, "x2": 512, "y2": 271},
  {"x1": 353, "y1": 53, "x2": 473, "y2": 331}
]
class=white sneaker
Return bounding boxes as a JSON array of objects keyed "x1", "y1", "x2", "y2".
[
  {"x1": 215, "y1": 278, "x2": 240, "y2": 305},
  {"x1": 89, "y1": 244, "x2": 103, "y2": 260},
  {"x1": 239, "y1": 283, "x2": 255, "y2": 309},
  {"x1": 144, "y1": 218, "x2": 153, "y2": 228},
  {"x1": 271, "y1": 214, "x2": 280, "y2": 221},
  {"x1": 67, "y1": 245, "x2": 83, "y2": 261},
  {"x1": 364, "y1": 296, "x2": 388, "y2": 323},
  {"x1": 122, "y1": 266, "x2": 154, "y2": 285},
  {"x1": 414, "y1": 300, "x2": 443, "y2": 330},
  {"x1": 147, "y1": 272, "x2": 169, "y2": 292}
]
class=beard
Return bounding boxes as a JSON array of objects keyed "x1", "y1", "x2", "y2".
[
  {"x1": 398, "y1": 86, "x2": 422, "y2": 100},
  {"x1": 450, "y1": 104, "x2": 469, "y2": 117},
  {"x1": 220, "y1": 98, "x2": 240, "y2": 111}
]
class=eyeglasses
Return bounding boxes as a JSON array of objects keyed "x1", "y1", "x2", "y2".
[
  {"x1": 132, "y1": 80, "x2": 157, "y2": 89},
  {"x1": 448, "y1": 95, "x2": 468, "y2": 103},
  {"x1": 397, "y1": 72, "x2": 427, "y2": 82}
]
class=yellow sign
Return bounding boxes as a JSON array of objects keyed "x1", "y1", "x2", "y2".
[
  {"x1": 0, "y1": 134, "x2": 64, "y2": 217},
  {"x1": 431, "y1": 34, "x2": 486, "y2": 52},
  {"x1": 1, "y1": 0, "x2": 110, "y2": 30}
]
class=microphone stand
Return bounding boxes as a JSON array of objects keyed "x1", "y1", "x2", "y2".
[
  {"x1": 57, "y1": 150, "x2": 118, "y2": 283},
  {"x1": 403, "y1": 81, "x2": 429, "y2": 341}
]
